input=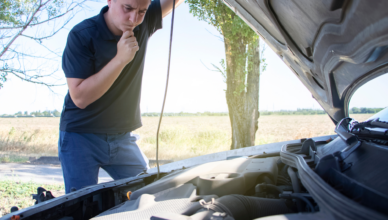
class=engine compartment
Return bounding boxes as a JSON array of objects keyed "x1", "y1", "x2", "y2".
[
  {"x1": 92, "y1": 157, "x2": 299, "y2": 220},
  {"x1": 91, "y1": 132, "x2": 388, "y2": 220}
]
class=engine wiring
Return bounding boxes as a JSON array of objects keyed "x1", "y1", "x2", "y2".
[{"x1": 156, "y1": 0, "x2": 176, "y2": 180}]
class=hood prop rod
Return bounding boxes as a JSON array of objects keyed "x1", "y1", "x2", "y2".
[{"x1": 156, "y1": 0, "x2": 176, "y2": 180}]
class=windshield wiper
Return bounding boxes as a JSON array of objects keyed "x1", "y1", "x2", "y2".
[
  {"x1": 350, "y1": 118, "x2": 388, "y2": 142},
  {"x1": 351, "y1": 118, "x2": 388, "y2": 130}
]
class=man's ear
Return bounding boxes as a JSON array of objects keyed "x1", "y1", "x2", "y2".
[{"x1": 107, "y1": 0, "x2": 112, "y2": 7}]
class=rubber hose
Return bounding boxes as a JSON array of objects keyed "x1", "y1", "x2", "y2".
[
  {"x1": 287, "y1": 167, "x2": 303, "y2": 211},
  {"x1": 281, "y1": 164, "x2": 289, "y2": 177},
  {"x1": 255, "y1": 183, "x2": 283, "y2": 197},
  {"x1": 277, "y1": 175, "x2": 292, "y2": 185},
  {"x1": 279, "y1": 193, "x2": 314, "y2": 212},
  {"x1": 262, "y1": 175, "x2": 273, "y2": 184}
]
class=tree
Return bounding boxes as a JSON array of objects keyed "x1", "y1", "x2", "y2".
[
  {"x1": 53, "y1": 109, "x2": 61, "y2": 117},
  {"x1": 31, "y1": 110, "x2": 43, "y2": 116},
  {"x1": 351, "y1": 107, "x2": 360, "y2": 114},
  {"x1": 186, "y1": 0, "x2": 266, "y2": 149},
  {"x1": 0, "y1": 0, "x2": 87, "y2": 89},
  {"x1": 42, "y1": 110, "x2": 50, "y2": 116}
]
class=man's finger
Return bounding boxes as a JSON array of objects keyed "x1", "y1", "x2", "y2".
[
  {"x1": 121, "y1": 31, "x2": 130, "y2": 39},
  {"x1": 127, "y1": 41, "x2": 138, "y2": 47},
  {"x1": 121, "y1": 31, "x2": 134, "y2": 40},
  {"x1": 127, "y1": 37, "x2": 137, "y2": 43}
]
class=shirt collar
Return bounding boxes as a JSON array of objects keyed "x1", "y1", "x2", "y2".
[
  {"x1": 97, "y1": 6, "x2": 140, "y2": 41},
  {"x1": 97, "y1": 6, "x2": 115, "y2": 41}
]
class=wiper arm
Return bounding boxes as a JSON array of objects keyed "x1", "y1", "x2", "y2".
[
  {"x1": 351, "y1": 118, "x2": 388, "y2": 130},
  {"x1": 350, "y1": 118, "x2": 388, "y2": 141},
  {"x1": 370, "y1": 118, "x2": 388, "y2": 129}
]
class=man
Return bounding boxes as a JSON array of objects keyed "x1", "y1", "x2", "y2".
[{"x1": 59, "y1": 0, "x2": 183, "y2": 193}]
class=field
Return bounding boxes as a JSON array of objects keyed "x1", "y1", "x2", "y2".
[{"x1": 0, "y1": 114, "x2": 373, "y2": 161}]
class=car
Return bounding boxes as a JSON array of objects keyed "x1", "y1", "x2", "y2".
[{"x1": 3, "y1": 0, "x2": 388, "y2": 219}]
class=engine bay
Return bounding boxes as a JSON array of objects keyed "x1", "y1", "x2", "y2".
[
  {"x1": 90, "y1": 119, "x2": 388, "y2": 220},
  {"x1": 92, "y1": 156, "x2": 294, "y2": 219},
  {"x1": 92, "y1": 157, "x2": 297, "y2": 220}
]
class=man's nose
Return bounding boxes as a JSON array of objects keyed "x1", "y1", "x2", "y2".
[{"x1": 129, "y1": 11, "x2": 138, "y2": 23}]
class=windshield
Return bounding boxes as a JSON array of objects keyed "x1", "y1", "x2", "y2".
[
  {"x1": 348, "y1": 73, "x2": 388, "y2": 122},
  {"x1": 366, "y1": 107, "x2": 388, "y2": 122},
  {"x1": 346, "y1": 107, "x2": 388, "y2": 144}
]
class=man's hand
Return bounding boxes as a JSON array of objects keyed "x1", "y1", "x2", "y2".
[{"x1": 116, "y1": 31, "x2": 139, "y2": 64}]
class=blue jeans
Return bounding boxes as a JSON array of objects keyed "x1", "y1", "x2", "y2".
[{"x1": 58, "y1": 131, "x2": 149, "y2": 193}]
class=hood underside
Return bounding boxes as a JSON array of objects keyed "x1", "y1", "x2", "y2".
[{"x1": 223, "y1": 0, "x2": 388, "y2": 123}]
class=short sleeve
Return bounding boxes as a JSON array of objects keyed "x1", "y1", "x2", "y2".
[
  {"x1": 62, "y1": 30, "x2": 95, "y2": 79},
  {"x1": 145, "y1": 0, "x2": 163, "y2": 37}
]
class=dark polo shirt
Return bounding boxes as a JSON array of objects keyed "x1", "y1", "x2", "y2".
[{"x1": 60, "y1": 1, "x2": 162, "y2": 133}]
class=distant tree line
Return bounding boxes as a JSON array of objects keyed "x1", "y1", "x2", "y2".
[
  {"x1": 349, "y1": 107, "x2": 384, "y2": 114},
  {"x1": 141, "y1": 112, "x2": 230, "y2": 117},
  {"x1": 0, "y1": 107, "x2": 384, "y2": 118},
  {"x1": 260, "y1": 107, "x2": 384, "y2": 116},
  {"x1": 260, "y1": 108, "x2": 326, "y2": 116},
  {"x1": 1, "y1": 110, "x2": 61, "y2": 117}
]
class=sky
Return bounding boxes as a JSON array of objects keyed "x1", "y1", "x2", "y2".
[{"x1": 0, "y1": 1, "x2": 387, "y2": 115}]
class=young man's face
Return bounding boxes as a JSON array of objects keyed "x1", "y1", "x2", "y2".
[{"x1": 107, "y1": 0, "x2": 151, "y2": 34}]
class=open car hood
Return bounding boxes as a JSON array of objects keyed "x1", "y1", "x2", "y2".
[{"x1": 223, "y1": 0, "x2": 388, "y2": 123}]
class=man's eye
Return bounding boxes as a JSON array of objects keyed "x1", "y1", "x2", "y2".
[{"x1": 125, "y1": 7, "x2": 132, "y2": 11}]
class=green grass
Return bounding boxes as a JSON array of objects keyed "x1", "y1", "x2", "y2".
[
  {"x1": 0, "y1": 154, "x2": 29, "y2": 163},
  {"x1": 0, "y1": 179, "x2": 65, "y2": 216}
]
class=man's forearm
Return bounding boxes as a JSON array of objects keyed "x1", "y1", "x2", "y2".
[
  {"x1": 67, "y1": 31, "x2": 138, "y2": 109},
  {"x1": 67, "y1": 56, "x2": 126, "y2": 109}
]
